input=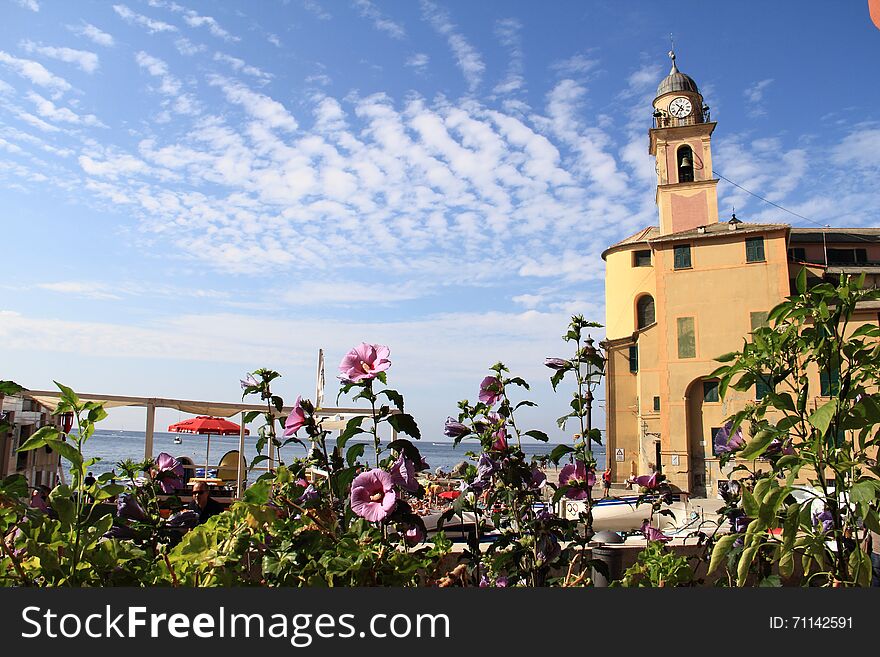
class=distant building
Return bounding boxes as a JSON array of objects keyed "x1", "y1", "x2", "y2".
[
  {"x1": 0, "y1": 393, "x2": 61, "y2": 487},
  {"x1": 602, "y1": 51, "x2": 880, "y2": 497}
]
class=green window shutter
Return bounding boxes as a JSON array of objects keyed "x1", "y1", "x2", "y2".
[
  {"x1": 703, "y1": 381, "x2": 719, "y2": 402},
  {"x1": 628, "y1": 346, "x2": 639, "y2": 373},
  {"x1": 820, "y1": 369, "x2": 839, "y2": 396},
  {"x1": 746, "y1": 237, "x2": 765, "y2": 263},
  {"x1": 674, "y1": 245, "x2": 691, "y2": 269},
  {"x1": 677, "y1": 317, "x2": 695, "y2": 358},
  {"x1": 755, "y1": 373, "x2": 772, "y2": 400},
  {"x1": 653, "y1": 396, "x2": 660, "y2": 412}
]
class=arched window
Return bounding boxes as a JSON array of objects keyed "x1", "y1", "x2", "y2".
[
  {"x1": 677, "y1": 145, "x2": 694, "y2": 183},
  {"x1": 636, "y1": 295, "x2": 655, "y2": 329}
]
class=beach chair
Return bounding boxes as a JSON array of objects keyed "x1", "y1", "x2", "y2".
[{"x1": 217, "y1": 450, "x2": 246, "y2": 493}]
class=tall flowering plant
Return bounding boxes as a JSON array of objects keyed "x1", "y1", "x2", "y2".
[
  {"x1": 444, "y1": 363, "x2": 575, "y2": 586},
  {"x1": 545, "y1": 315, "x2": 606, "y2": 541}
]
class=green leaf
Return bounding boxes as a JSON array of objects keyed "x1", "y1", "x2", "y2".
[
  {"x1": 0, "y1": 473, "x2": 28, "y2": 498},
  {"x1": 849, "y1": 480, "x2": 880, "y2": 504},
  {"x1": 387, "y1": 413, "x2": 421, "y2": 440},
  {"x1": 808, "y1": 399, "x2": 838, "y2": 435},
  {"x1": 346, "y1": 443, "x2": 365, "y2": 467},
  {"x1": 742, "y1": 488, "x2": 759, "y2": 518},
  {"x1": 714, "y1": 352, "x2": 739, "y2": 364},
  {"x1": 387, "y1": 438, "x2": 422, "y2": 464},
  {"x1": 507, "y1": 377, "x2": 530, "y2": 390},
  {"x1": 708, "y1": 534, "x2": 738, "y2": 574},
  {"x1": 337, "y1": 416, "x2": 366, "y2": 450},
  {"x1": 796, "y1": 267, "x2": 807, "y2": 294},
  {"x1": 242, "y1": 411, "x2": 261, "y2": 424},
  {"x1": 16, "y1": 425, "x2": 60, "y2": 451},
  {"x1": 378, "y1": 388, "x2": 404, "y2": 412},
  {"x1": 45, "y1": 439, "x2": 83, "y2": 468},
  {"x1": 739, "y1": 430, "x2": 776, "y2": 460},
  {"x1": 54, "y1": 380, "x2": 81, "y2": 408},
  {"x1": 550, "y1": 369, "x2": 566, "y2": 392},
  {"x1": 242, "y1": 479, "x2": 271, "y2": 504},
  {"x1": 0, "y1": 380, "x2": 24, "y2": 396},
  {"x1": 514, "y1": 400, "x2": 538, "y2": 411},
  {"x1": 49, "y1": 485, "x2": 75, "y2": 525},
  {"x1": 548, "y1": 444, "x2": 574, "y2": 464},
  {"x1": 523, "y1": 430, "x2": 549, "y2": 443},
  {"x1": 737, "y1": 545, "x2": 759, "y2": 586}
]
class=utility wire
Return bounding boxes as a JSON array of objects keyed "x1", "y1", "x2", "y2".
[{"x1": 713, "y1": 169, "x2": 880, "y2": 245}]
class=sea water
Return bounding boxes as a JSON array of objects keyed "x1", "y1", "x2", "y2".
[{"x1": 77, "y1": 429, "x2": 606, "y2": 480}]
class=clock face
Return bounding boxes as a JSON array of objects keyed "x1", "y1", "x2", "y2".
[{"x1": 668, "y1": 97, "x2": 693, "y2": 118}]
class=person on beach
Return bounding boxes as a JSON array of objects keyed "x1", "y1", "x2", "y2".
[
  {"x1": 188, "y1": 482, "x2": 224, "y2": 524},
  {"x1": 602, "y1": 467, "x2": 612, "y2": 498}
]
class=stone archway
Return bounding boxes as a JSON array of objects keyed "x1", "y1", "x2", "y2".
[{"x1": 684, "y1": 378, "x2": 708, "y2": 496}]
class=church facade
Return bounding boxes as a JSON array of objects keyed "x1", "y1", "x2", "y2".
[{"x1": 602, "y1": 52, "x2": 880, "y2": 497}]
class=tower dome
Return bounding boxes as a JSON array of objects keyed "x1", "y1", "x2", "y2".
[{"x1": 655, "y1": 50, "x2": 699, "y2": 97}]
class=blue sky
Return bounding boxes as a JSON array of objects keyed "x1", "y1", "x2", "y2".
[{"x1": 2, "y1": 1, "x2": 879, "y2": 440}]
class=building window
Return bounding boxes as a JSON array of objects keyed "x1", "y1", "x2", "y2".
[
  {"x1": 653, "y1": 396, "x2": 661, "y2": 412},
  {"x1": 820, "y1": 369, "x2": 839, "y2": 397},
  {"x1": 636, "y1": 295, "x2": 655, "y2": 329},
  {"x1": 711, "y1": 427, "x2": 726, "y2": 456},
  {"x1": 673, "y1": 244, "x2": 692, "y2": 270},
  {"x1": 756, "y1": 373, "x2": 772, "y2": 400},
  {"x1": 677, "y1": 317, "x2": 696, "y2": 358},
  {"x1": 628, "y1": 346, "x2": 639, "y2": 373},
  {"x1": 788, "y1": 247, "x2": 806, "y2": 261},
  {"x1": 746, "y1": 237, "x2": 765, "y2": 263},
  {"x1": 827, "y1": 248, "x2": 867, "y2": 265},
  {"x1": 677, "y1": 145, "x2": 694, "y2": 183},
  {"x1": 750, "y1": 311, "x2": 769, "y2": 332},
  {"x1": 703, "y1": 381, "x2": 720, "y2": 402},
  {"x1": 633, "y1": 250, "x2": 652, "y2": 267}
]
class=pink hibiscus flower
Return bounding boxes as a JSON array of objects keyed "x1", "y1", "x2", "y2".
[
  {"x1": 284, "y1": 396, "x2": 307, "y2": 436},
  {"x1": 339, "y1": 343, "x2": 392, "y2": 383},
  {"x1": 478, "y1": 376, "x2": 503, "y2": 406},
  {"x1": 559, "y1": 460, "x2": 596, "y2": 500},
  {"x1": 350, "y1": 469, "x2": 397, "y2": 522}
]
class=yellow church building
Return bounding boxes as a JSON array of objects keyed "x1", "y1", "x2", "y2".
[{"x1": 602, "y1": 52, "x2": 880, "y2": 497}]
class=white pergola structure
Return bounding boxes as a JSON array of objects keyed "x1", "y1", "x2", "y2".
[{"x1": 23, "y1": 389, "x2": 397, "y2": 498}]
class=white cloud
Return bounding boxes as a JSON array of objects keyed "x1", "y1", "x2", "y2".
[
  {"x1": 0, "y1": 51, "x2": 71, "y2": 95},
  {"x1": 353, "y1": 0, "x2": 406, "y2": 40},
  {"x1": 37, "y1": 282, "x2": 122, "y2": 300},
  {"x1": 208, "y1": 76, "x2": 298, "y2": 131},
  {"x1": 79, "y1": 152, "x2": 152, "y2": 179},
  {"x1": 26, "y1": 91, "x2": 105, "y2": 127},
  {"x1": 744, "y1": 78, "x2": 774, "y2": 118},
  {"x1": 20, "y1": 41, "x2": 99, "y2": 73},
  {"x1": 832, "y1": 128, "x2": 880, "y2": 169},
  {"x1": 268, "y1": 34, "x2": 281, "y2": 48},
  {"x1": 214, "y1": 52, "x2": 272, "y2": 82},
  {"x1": 175, "y1": 38, "x2": 205, "y2": 55},
  {"x1": 183, "y1": 11, "x2": 238, "y2": 42},
  {"x1": 421, "y1": 0, "x2": 484, "y2": 92},
  {"x1": 552, "y1": 54, "x2": 599, "y2": 77},
  {"x1": 69, "y1": 22, "x2": 115, "y2": 47},
  {"x1": 406, "y1": 52, "x2": 429, "y2": 74},
  {"x1": 302, "y1": 0, "x2": 332, "y2": 20},
  {"x1": 493, "y1": 17, "x2": 524, "y2": 96},
  {"x1": 15, "y1": 0, "x2": 39, "y2": 12},
  {"x1": 113, "y1": 5, "x2": 178, "y2": 34}
]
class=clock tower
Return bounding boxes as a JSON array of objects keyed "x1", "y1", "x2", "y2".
[{"x1": 649, "y1": 50, "x2": 720, "y2": 235}]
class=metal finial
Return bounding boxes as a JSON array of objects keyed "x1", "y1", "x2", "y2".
[{"x1": 667, "y1": 37, "x2": 678, "y2": 74}]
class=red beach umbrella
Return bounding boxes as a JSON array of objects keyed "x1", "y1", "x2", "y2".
[
  {"x1": 167, "y1": 416, "x2": 249, "y2": 475},
  {"x1": 438, "y1": 490, "x2": 461, "y2": 500}
]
